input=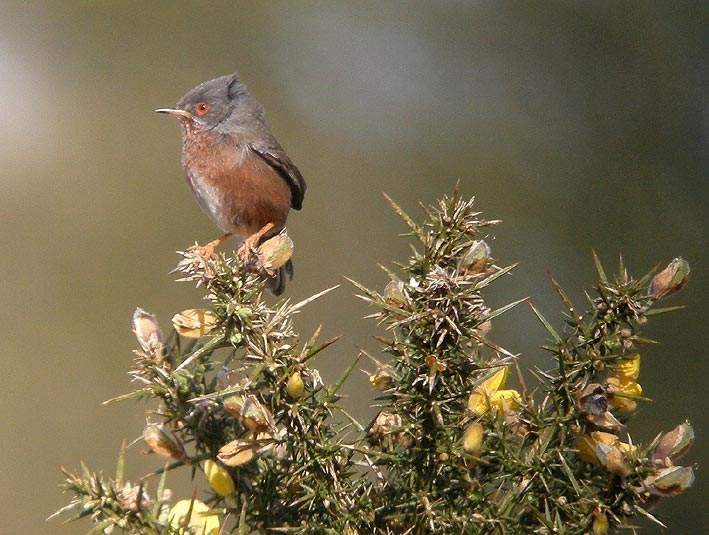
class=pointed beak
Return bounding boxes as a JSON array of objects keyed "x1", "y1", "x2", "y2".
[{"x1": 155, "y1": 107, "x2": 192, "y2": 118}]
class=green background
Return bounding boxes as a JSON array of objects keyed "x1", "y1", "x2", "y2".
[{"x1": 1, "y1": 2, "x2": 706, "y2": 533}]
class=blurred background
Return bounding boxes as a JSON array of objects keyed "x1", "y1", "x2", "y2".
[{"x1": 1, "y1": 2, "x2": 706, "y2": 533}]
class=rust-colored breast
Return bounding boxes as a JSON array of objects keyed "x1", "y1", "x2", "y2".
[{"x1": 182, "y1": 131, "x2": 292, "y2": 240}]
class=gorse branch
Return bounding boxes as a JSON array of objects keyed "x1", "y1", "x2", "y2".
[{"x1": 55, "y1": 190, "x2": 695, "y2": 535}]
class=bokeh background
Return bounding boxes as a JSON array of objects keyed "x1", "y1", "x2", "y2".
[{"x1": 1, "y1": 2, "x2": 706, "y2": 533}]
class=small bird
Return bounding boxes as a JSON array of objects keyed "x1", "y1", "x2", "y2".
[{"x1": 156, "y1": 73, "x2": 306, "y2": 295}]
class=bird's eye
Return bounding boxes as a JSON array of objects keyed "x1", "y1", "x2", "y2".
[{"x1": 195, "y1": 102, "x2": 210, "y2": 115}]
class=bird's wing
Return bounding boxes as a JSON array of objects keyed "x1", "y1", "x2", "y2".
[{"x1": 249, "y1": 141, "x2": 306, "y2": 210}]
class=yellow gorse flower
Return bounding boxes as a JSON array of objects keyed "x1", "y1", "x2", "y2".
[
  {"x1": 204, "y1": 459, "x2": 235, "y2": 497},
  {"x1": 576, "y1": 431, "x2": 637, "y2": 466},
  {"x1": 468, "y1": 367, "x2": 521, "y2": 416},
  {"x1": 606, "y1": 354, "x2": 642, "y2": 413},
  {"x1": 168, "y1": 499, "x2": 220, "y2": 535}
]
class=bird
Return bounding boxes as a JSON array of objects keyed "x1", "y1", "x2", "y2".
[{"x1": 156, "y1": 73, "x2": 306, "y2": 295}]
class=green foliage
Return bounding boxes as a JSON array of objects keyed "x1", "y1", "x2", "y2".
[{"x1": 53, "y1": 190, "x2": 694, "y2": 534}]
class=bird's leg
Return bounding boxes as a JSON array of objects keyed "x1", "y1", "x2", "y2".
[
  {"x1": 189, "y1": 233, "x2": 232, "y2": 258},
  {"x1": 237, "y1": 223, "x2": 276, "y2": 262}
]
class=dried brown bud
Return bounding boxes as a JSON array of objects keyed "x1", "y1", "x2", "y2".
[
  {"x1": 366, "y1": 411, "x2": 404, "y2": 445},
  {"x1": 650, "y1": 421, "x2": 694, "y2": 463},
  {"x1": 171, "y1": 309, "x2": 218, "y2": 338},
  {"x1": 643, "y1": 465, "x2": 695, "y2": 496},
  {"x1": 475, "y1": 320, "x2": 492, "y2": 338},
  {"x1": 383, "y1": 280, "x2": 407, "y2": 306},
  {"x1": 253, "y1": 232, "x2": 294, "y2": 275},
  {"x1": 458, "y1": 240, "x2": 491, "y2": 275},
  {"x1": 240, "y1": 395, "x2": 275, "y2": 433},
  {"x1": 132, "y1": 308, "x2": 164, "y2": 354},
  {"x1": 222, "y1": 394, "x2": 244, "y2": 418},
  {"x1": 143, "y1": 424, "x2": 186, "y2": 460},
  {"x1": 578, "y1": 384, "x2": 608, "y2": 416},
  {"x1": 648, "y1": 257, "x2": 690, "y2": 299},
  {"x1": 368, "y1": 369, "x2": 394, "y2": 391},
  {"x1": 217, "y1": 439, "x2": 260, "y2": 467}
]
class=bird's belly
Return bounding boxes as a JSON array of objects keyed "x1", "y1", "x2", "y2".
[{"x1": 185, "y1": 171, "x2": 241, "y2": 238}]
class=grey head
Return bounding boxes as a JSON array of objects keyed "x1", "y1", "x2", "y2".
[{"x1": 156, "y1": 73, "x2": 265, "y2": 135}]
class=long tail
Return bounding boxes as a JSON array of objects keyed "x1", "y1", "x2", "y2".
[{"x1": 266, "y1": 258, "x2": 294, "y2": 295}]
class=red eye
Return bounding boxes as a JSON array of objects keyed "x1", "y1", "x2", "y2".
[{"x1": 195, "y1": 101, "x2": 210, "y2": 115}]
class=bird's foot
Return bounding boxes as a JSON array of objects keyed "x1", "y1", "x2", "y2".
[
  {"x1": 189, "y1": 233, "x2": 232, "y2": 259},
  {"x1": 237, "y1": 223, "x2": 276, "y2": 262}
]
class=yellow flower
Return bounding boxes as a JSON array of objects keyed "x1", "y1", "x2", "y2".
[
  {"x1": 490, "y1": 389, "x2": 522, "y2": 412},
  {"x1": 468, "y1": 367, "x2": 521, "y2": 416},
  {"x1": 168, "y1": 499, "x2": 220, "y2": 535},
  {"x1": 609, "y1": 353, "x2": 640, "y2": 381},
  {"x1": 605, "y1": 354, "x2": 642, "y2": 413},
  {"x1": 592, "y1": 511, "x2": 609, "y2": 535},
  {"x1": 605, "y1": 376, "x2": 642, "y2": 413},
  {"x1": 204, "y1": 459, "x2": 235, "y2": 497},
  {"x1": 576, "y1": 431, "x2": 637, "y2": 469}
]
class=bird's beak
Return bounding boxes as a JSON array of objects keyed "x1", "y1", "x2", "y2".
[{"x1": 155, "y1": 108, "x2": 192, "y2": 118}]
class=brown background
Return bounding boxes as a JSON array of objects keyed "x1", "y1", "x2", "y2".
[{"x1": 1, "y1": 2, "x2": 706, "y2": 533}]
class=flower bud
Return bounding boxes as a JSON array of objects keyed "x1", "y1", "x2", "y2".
[
  {"x1": 143, "y1": 424, "x2": 186, "y2": 460},
  {"x1": 132, "y1": 308, "x2": 164, "y2": 355},
  {"x1": 650, "y1": 421, "x2": 694, "y2": 463},
  {"x1": 286, "y1": 371, "x2": 305, "y2": 399},
  {"x1": 461, "y1": 423, "x2": 484, "y2": 456},
  {"x1": 458, "y1": 240, "x2": 491, "y2": 275},
  {"x1": 203, "y1": 459, "x2": 235, "y2": 497},
  {"x1": 648, "y1": 257, "x2": 690, "y2": 299}
]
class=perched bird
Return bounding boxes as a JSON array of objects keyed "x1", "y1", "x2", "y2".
[{"x1": 156, "y1": 73, "x2": 306, "y2": 295}]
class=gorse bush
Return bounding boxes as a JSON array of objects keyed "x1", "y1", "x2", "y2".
[{"x1": 53, "y1": 189, "x2": 695, "y2": 534}]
